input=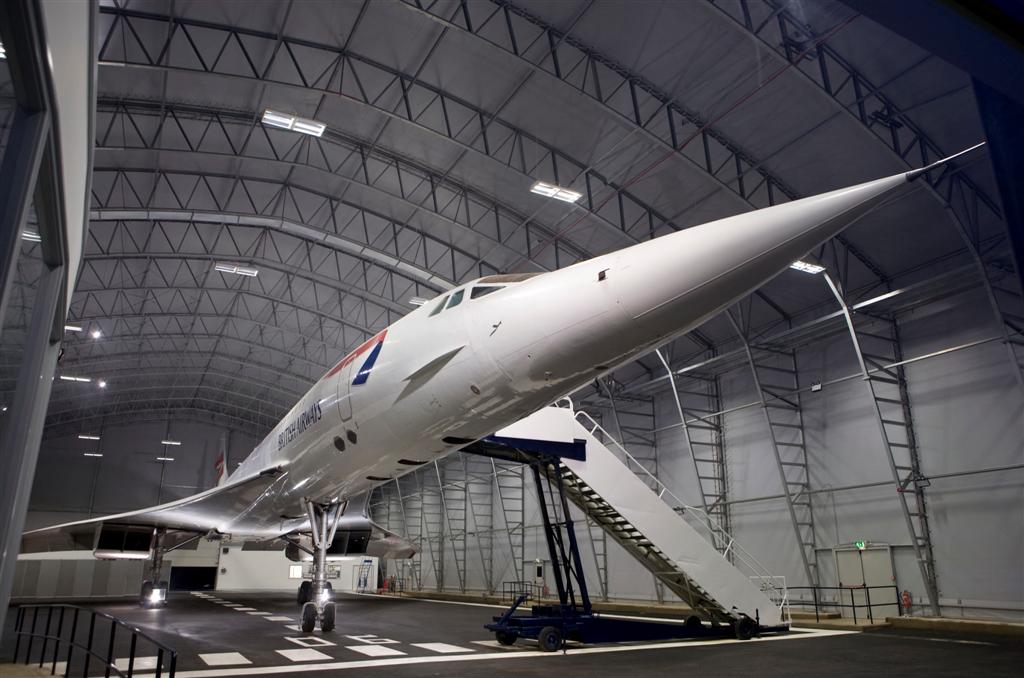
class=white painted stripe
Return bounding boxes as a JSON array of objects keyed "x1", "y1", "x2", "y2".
[
  {"x1": 411, "y1": 643, "x2": 475, "y2": 654},
  {"x1": 862, "y1": 632, "x2": 997, "y2": 647},
  {"x1": 345, "y1": 645, "x2": 405, "y2": 657},
  {"x1": 247, "y1": 611, "x2": 271, "y2": 615},
  {"x1": 234, "y1": 607, "x2": 257, "y2": 612},
  {"x1": 124, "y1": 628, "x2": 854, "y2": 677},
  {"x1": 275, "y1": 648, "x2": 333, "y2": 662},
  {"x1": 200, "y1": 653, "x2": 253, "y2": 666},
  {"x1": 265, "y1": 616, "x2": 293, "y2": 621},
  {"x1": 114, "y1": 656, "x2": 160, "y2": 670}
]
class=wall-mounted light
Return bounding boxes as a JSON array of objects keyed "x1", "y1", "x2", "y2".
[{"x1": 530, "y1": 180, "x2": 582, "y2": 204}]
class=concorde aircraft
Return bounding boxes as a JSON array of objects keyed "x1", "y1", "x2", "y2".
[{"x1": 22, "y1": 143, "x2": 983, "y2": 633}]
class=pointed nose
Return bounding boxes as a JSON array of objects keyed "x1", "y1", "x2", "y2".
[{"x1": 607, "y1": 172, "x2": 911, "y2": 341}]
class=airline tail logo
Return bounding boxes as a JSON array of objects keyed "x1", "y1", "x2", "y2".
[
  {"x1": 214, "y1": 449, "x2": 226, "y2": 487},
  {"x1": 324, "y1": 330, "x2": 388, "y2": 385}
]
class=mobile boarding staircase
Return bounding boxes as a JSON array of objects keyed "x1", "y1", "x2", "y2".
[{"x1": 472, "y1": 402, "x2": 789, "y2": 650}]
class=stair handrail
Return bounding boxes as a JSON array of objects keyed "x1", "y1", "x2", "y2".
[{"x1": 572, "y1": 407, "x2": 780, "y2": 588}]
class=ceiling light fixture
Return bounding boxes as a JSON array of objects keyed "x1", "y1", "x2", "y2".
[
  {"x1": 98, "y1": 380, "x2": 108, "y2": 388},
  {"x1": 161, "y1": 440, "x2": 182, "y2": 446},
  {"x1": 0, "y1": 43, "x2": 6, "y2": 60},
  {"x1": 261, "y1": 109, "x2": 326, "y2": 137},
  {"x1": 156, "y1": 457, "x2": 175, "y2": 462},
  {"x1": 65, "y1": 325, "x2": 83, "y2": 332},
  {"x1": 790, "y1": 260, "x2": 825, "y2": 274},
  {"x1": 78, "y1": 434, "x2": 101, "y2": 441},
  {"x1": 530, "y1": 180, "x2": 583, "y2": 204},
  {"x1": 59, "y1": 375, "x2": 92, "y2": 383},
  {"x1": 90, "y1": 328, "x2": 102, "y2": 339},
  {"x1": 21, "y1": 231, "x2": 41, "y2": 242},
  {"x1": 214, "y1": 263, "x2": 259, "y2": 277},
  {"x1": 409, "y1": 297, "x2": 428, "y2": 307},
  {"x1": 84, "y1": 453, "x2": 104, "y2": 458}
]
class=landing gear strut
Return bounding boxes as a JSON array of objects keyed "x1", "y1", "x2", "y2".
[
  {"x1": 298, "y1": 499, "x2": 343, "y2": 632},
  {"x1": 140, "y1": 528, "x2": 169, "y2": 608}
]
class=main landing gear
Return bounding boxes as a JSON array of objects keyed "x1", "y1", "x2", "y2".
[
  {"x1": 296, "y1": 499, "x2": 343, "y2": 633},
  {"x1": 140, "y1": 528, "x2": 168, "y2": 608}
]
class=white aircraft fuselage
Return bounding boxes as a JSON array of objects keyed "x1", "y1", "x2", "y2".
[{"x1": 222, "y1": 166, "x2": 934, "y2": 538}]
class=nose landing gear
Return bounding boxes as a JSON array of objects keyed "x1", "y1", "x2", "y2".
[{"x1": 296, "y1": 499, "x2": 343, "y2": 632}]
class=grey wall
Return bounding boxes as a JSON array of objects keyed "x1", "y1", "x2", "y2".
[{"x1": 26, "y1": 420, "x2": 260, "y2": 530}]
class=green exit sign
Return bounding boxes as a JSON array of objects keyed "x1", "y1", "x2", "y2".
[{"x1": 854, "y1": 540, "x2": 867, "y2": 550}]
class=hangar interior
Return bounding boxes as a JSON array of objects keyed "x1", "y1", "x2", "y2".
[{"x1": 1, "y1": 0, "x2": 1023, "y2": 676}]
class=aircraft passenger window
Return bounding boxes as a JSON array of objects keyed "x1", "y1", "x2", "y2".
[
  {"x1": 446, "y1": 289, "x2": 465, "y2": 309},
  {"x1": 429, "y1": 295, "x2": 449, "y2": 316},
  {"x1": 470, "y1": 285, "x2": 504, "y2": 299}
]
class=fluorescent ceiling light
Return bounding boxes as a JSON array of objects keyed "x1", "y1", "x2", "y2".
[
  {"x1": 21, "y1": 231, "x2": 41, "y2": 242},
  {"x1": 65, "y1": 325, "x2": 83, "y2": 332},
  {"x1": 78, "y1": 434, "x2": 101, "y2": 441},
  {"x1": 790, "y1": 260, "x2": 825, "y2": 274},
  {"x1": 84, "y1": 453, "x2": 104, "y2": 458},
  {"x1": 261, "y1": 109, "x2": 326, "y2": 137},
  {"x1": 0, "y1": 43, "x2": 6, "y2": 60},
  {"x1": 59, "y1": 375, "x2": 92, "y2": 383},
  {"x1": 409, "y1": 297, "x2": 428, "y2": 307},
  {"x1": 156, "y1": 457, "x2": 175, "y2": 462},
  {"x1": 161, "y1": 440, "x2": 181, "y2": 446},
  {"x1": 214, "y1": 263, "x2": 259, "y2": 277},
  {"x1": 530, "y1": 180, "x2": 582, "y2": 204}
]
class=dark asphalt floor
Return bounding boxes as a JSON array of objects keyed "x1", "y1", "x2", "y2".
[{"x1": 3, "y1": 592, "x2": 1022, "y2": 677}]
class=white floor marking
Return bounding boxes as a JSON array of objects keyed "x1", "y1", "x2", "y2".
[
  {"x1": 114, "y1": 656, "x2": 160, "y2": 670},
  {"x1": 247, "y1": 611, "x2": 271, "y2": 615},
  {"x1": 234, "y1": 607, "x2": 257, "y2": 612},
  {"x1": 275, "y1": 648, "x2": 333, "y2": 662},
  {"x1": 265, "y1": 616, "x2": 293, "y2": 621},
  {"x1": 222, "y1": 603, "x2": 242, "y2": 607},
  {"x1": 345, "y1": 644, "x2": 406, "y2": 657},
  {"x1": 343, "y1": 634, "x2": 399, "y2": 644},
  {"x1": 284, "y1": 625, "x2": 302, "y2": 632},
  {"x1": 199, "y1": 653, "x2": 253, "y2": 666},
  {"x1": 862, "y1": 633, "x2": 997, "y2": 647},
  {"x1": 126, "y1": 628, "x2": 856, "y2": 677},
  {"x1": 411, "y1": 642, "x2": 476, "y2": 654},
  {"x1": 285, "y1": 636, "x2": 336, "y2": 648}
]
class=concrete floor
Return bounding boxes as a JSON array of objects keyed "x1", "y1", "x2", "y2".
[{"x1": 4, "y1": 592, "x2": 1022, "y2": 677}]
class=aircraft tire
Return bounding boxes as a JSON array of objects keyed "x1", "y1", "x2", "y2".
[
  {"x1": 301, "y1": 602, "x2": 317, "y2": 633},
  {"x1": 320, "y1": 602, "x2": 336, "y2": 632},
  {"x1": 297, "y1": 581, "x2": 312, "y2": 606},
  {"x1": 734, "y1": 617, "x2": 757, "y2": 640},
  {"x1": 685, "y1": 615, "x2": 702, "y2": 629}
]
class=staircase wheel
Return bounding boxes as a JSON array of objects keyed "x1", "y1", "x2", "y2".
[
  {"x1": 537, "y1": 625, "x2": 563, "y2": 652},
  {"x1": 735, "y1": 617, "x2": 757, "y2": 640},
  {"x1": 685, "y1": 615, "x2": 702, "y2": 629},
  {"x1": 495, "y1": 630, "x2": 518, "y2": 646}
]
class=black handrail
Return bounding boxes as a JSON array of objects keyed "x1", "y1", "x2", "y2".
[
  {"x1": 788, "y1": 585, "x2": 902, "y2": 623},
  {"x1": 11, "y1": 604, "x2": 177, "y2": 677},
  {"x1": 502, "y1": 580, "x2": 543, "y2": 603}
]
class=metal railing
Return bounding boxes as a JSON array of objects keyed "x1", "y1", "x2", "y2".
[
  {"x1": 501, "y1": 581, "x2": 544, "y2": 603},
  {"x1": 570, "y1": 404, "x2": 789, "y2": 617},
  {"x1": 789, "y1": 585, "x2": 902, "y2": 624},
  {"x1": 11, "y1": 604, "x2": 177, "y2": 677}
]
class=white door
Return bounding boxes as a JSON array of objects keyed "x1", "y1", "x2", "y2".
[{"x1": 834, "y1": 546, "x2": 897, "y2": 621}]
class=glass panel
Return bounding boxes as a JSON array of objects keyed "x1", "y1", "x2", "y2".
[
  {"x1": 429, "y1": 295, "x2": 448, "y2": 316},
  {"x1": 445, "y1": 289, "x2": 464, "y2": 309},
  {"x1": 470, "y1": 285, "x2": 504, "y2": 299}
]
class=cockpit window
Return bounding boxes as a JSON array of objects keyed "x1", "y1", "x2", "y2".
[
  {"x1": 429, "y1": 295, "x2": 449, "y2": 317},
  {"x1": 471, "y1": 285, "x2": 504, "y2": 299},
  {"x1": 445, "y1": 289, "x2": 465, "y2": 309}
]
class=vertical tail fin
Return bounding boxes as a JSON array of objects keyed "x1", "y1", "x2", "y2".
[{"x1": 215, "y1": 434, "x2": 228, "y2": 487}]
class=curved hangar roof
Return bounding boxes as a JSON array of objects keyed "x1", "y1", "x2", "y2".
[{"x1": 43, "y1": 0, "x2": 1006, "y2": 439}]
